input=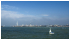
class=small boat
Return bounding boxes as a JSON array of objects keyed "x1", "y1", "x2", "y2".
[{"x1": 49, "y1": 28, "x2": 54, "y2": 34}]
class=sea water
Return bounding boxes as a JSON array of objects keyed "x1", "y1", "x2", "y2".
[{"x1": 1, "y1": 27, "x2": 69, "y2": 39}]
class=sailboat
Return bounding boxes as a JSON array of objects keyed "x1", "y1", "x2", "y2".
[{"x1": 49, "y1": 28, "x2": 54, "y2": 34}]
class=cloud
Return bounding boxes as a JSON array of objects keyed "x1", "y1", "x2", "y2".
[
  {"x1": 1, "y1": 10, "x2": 36, "y2": 19},
  {"x1": 1, "y1": 10, "x2": 23, "y2": 18},
  {"x1": 1, "y1": 5, "x2": 38, "y2": 20},
  {"x1": 1, "y1": 5, "x2": 68, "y2": 26},
  {"x1": 1, "y1": 5, "x2": 18, "y2": 10},
  {"x1": 1, "y1": 10, "x2": 69, "y2": 26}
]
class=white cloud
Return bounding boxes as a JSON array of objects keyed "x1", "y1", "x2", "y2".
[
  {"x1": 1, "y1": 10, "x2": 23, "y2": 18},
  {"x1": 1, "y1": 10, "x2": 36, "y2": 19},
  {"x1": 1, "y1": 5, "x2": 18, "y2": 10}
]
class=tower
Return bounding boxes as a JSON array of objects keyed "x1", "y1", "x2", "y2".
[{"x1": 16, "y1": 21, "x2": 18, "y2": 26}]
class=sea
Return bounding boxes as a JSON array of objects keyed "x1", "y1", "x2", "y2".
[{"x1": 1, "y1": 27, "x2": 69, "y2": 39}]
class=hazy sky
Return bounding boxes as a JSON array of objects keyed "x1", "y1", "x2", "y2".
[{"x1": 1, "y1": 1, "x2": 69, "y2": 26}]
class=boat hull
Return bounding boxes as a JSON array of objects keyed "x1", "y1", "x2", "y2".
[{"x1": 49, "y1": 32, "x2": 54, "y2": 34}]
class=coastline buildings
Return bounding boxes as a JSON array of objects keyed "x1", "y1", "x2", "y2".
[{"x1": 12, "y1": 21, "x2": 69, "y2": 27}]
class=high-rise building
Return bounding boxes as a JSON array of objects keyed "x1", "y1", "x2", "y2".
[{"x1": 16, "y1": 21, "x2": 18, "y2": 26}]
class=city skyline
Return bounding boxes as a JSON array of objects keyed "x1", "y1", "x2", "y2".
[{"x1": 1, "y1": 1, "x2": 69, "y2": 26}]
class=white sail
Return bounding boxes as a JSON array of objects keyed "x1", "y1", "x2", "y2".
[{"x1": 49, "y1": 28, "x2": 51, "y2": 32}]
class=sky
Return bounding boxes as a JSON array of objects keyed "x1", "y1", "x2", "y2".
[{"x1": 1, "y1": 1, "x2": 69, "y2": 26}]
